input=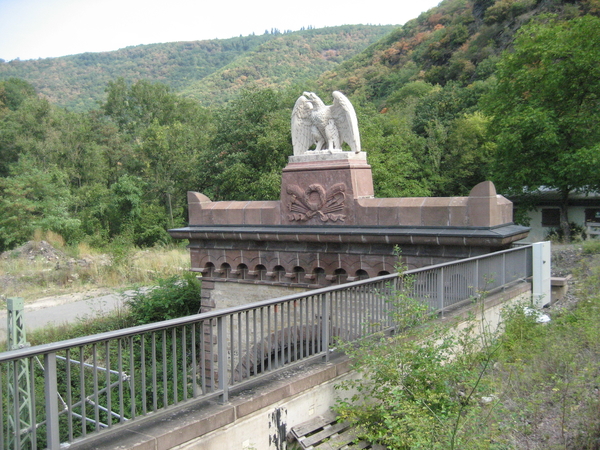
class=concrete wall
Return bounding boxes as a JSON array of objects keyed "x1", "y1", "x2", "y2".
[{"x1": 208, "y1": 282, "x2": 309, "y2": 310}]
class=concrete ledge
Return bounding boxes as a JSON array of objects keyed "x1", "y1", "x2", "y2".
[
  {"x1": 551, "y1": 275, "x2": 571, "y2": 302},
  {"x1": 69, "y1": 399, "x2": 236, "y2": 450},
  {"x1": 69, "y1": 356, "x2": 351, "y2": 450}
]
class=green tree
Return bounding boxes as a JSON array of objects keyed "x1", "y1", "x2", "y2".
[
  {"x1": 0, "y1": 78, "x2": 37, "y2": 111},
  {"x1": 205, "y1": 88, "x2": 292, "y2": 200},
  {"x1": 0, "y1": 158, "x2": 80, "y2": 251},
  {"x1": 102, "y1": 78, "x2": 215, "y2": 230},
  {"x1": 483, "y1": 15, "x2": 600, "y2": 240}
]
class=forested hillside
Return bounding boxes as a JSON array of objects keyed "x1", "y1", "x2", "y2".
[
  {"x1": 1, "y1": 0, "x2": 599, "y2": 253},
  {"x1": 0, "y1": 25, "x2": 395, "y2": 111}
]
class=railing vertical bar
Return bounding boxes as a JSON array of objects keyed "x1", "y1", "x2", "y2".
[
  {"x1": 129, "y1": 336, "x2": 136, "y2": 419},
  {"x1": 353, "y1": 286, "x2": 359, "y2": 337},
  {"x1": 438, "y1": 267, "x2": 445, "y2": 315},
  {"x1": 310, "y1": 295, "x2": 316, "y2": 355},
  {"x1": 191, "y1": 324, "x2": 197, "y2": 398},
  {"x1": 502, "y1": 253, "x2": 506, "y2": 288},
  {"x1": 362, "y1": 285, "x2": 367, "y2": 334},
  {"x1": 345, "y1": 286, "x2": 350, "y2": 337},
  {"x1": 304, "y1": 297, "x2": 309, "y2": 355},
  {"x1": 330, "y1": 290, "x2": 336, "y2": 342},
  {"x1": 29, "y1": 357, "x2": 37, "y2": 449},
  {"x1": 370, "y1": 283, "x2": 376, "y2": 333},
  {"x1": 151, "y1": 333, "x2": 157, "y2": 411},
  {"x1": 304, "y1": 297, "x2": 309, "y2": 356},
  {"x1": 475, "y1": 258, "x2": 480, "y2": 293},
  {"x1": 351, "y1": 285, "x2": 356, "y2": 338},
  {"x1": 118, "y1": 339, "x2": 125, "y2": 423},
  {"x1": 366, "y1": 284, "x2": 371, "y2": 333},
  {"x1": 141, "y1": 334, "x2": 147, "y2": 415},
  {"x1": 217, "y1": 316, "x2": 228, "y2": 403},
  {"x1": 92, "y1": 344, "x2": 99, "y2": 432},
  {"x1": 162, "y1": 330, "x2": 168, "y2": 408},
  {"x1": 260, "y1": 307, "x2": 265, "y2": 373},
  {"x1": 104, "y1": 341, "x2": 112, "y2": 429},
  {"x1": 0, "y1": 363, "x2": 4, "y2": 450},
  {"x1": 286, "y1": 301, "x2": 291, "y2": 365},
  {"x1": 66, "y1": 348, "x2": 74, "y2": 438},
  {"x1": 299, "y1": 299, "x2": 304, "y2": 359},
  {"x1": 372, "y1": 281, "x2": 378, "y2": 332},
  {"x1": 274, "y1": 304, "x2": 279, "y2": 369},
  {"x1": 281, "y1": 301, "x2": 286, "y2": 364},
  {"x1": 245, "y1": 311, "x2": 250, "y2": 379},
  {"x1": 373, "y1": 282, "x2": 379, "y2": 332},
  {"x1": 267, "y1": 306, "x2": 272, "y2": 372},
  {"x1": 331, "y1": 291, "x2": 342, "y2": 338},
  {"x1": 343, "y1": 286, "x2": 349, "y2": 340},
  {"x1": 230, "y1": 315, "x2": 235, "y2": 382},
  {"x1": 208, "y1": 319, "x2": 215, "y2": 393},
  {"x1": 380, "y1": 280, "x2": 386, "y2": 329},
  {"x1": 237, "y1": 313, "x2": 242, "y2": 383},
  {"x1": 199, "y1": 321, "x2": 206, "y2": 395},
  {"x1": 252, "y1": 310, "x2": 257, "y2": 379},
  {"x1": 322, "y1": 293, "x2": 330, "y2": 362},
  {"x1": 364, "y1": 285, "x2": 369, "y2": 334},
  {"x1": 292, "y1": 300, "x2": 297, "y2": 363},
  {"x1": 356, "y1": 286, "x2": 361, "y2": 337},
  {"x1": 44, "y1": 353, "x2": 60, "y2": 450},
  {"x1": 171, "y1": 328, "x2": 178, "y2": 405},
  {"x1": 79, "y1": 346, "x2": 87, "y2": 435},
  {"x1": 182, "y1": 326, "x2": 188, "y2": 402}
]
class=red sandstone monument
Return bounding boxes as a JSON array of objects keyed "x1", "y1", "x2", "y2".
[{"x1": 169, "y1": 91, "x2": 528, "y2": 291}]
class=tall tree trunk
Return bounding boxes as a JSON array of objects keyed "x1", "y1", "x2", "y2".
[{"x1": 559, "y1": 189, "x2": 571, "y2": 242}]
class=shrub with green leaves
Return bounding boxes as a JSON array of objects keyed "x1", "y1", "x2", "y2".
[
  {"x1": 335, "y1": 280, "x2": 501, "y2": 450},
  {"x1": 126, "y1": 272, "x2": 202, "y2": 324}
]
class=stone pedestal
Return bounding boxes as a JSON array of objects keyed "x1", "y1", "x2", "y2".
[{"x1": 280, "y1": 152, "x2": 373, "y2": 226}]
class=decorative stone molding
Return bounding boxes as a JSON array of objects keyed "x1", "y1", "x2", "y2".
[{"x1": 286, "y1": 182, "x2": 346, "y2": 222}]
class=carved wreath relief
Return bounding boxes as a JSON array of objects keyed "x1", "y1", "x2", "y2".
[{"x1": 286, "y1": 183, "x2": 346, "y2": 222}]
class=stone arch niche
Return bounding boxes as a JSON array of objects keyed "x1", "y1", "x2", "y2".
[{"x1": 170, "y1": 94, "x2": 528, "y2": 307}]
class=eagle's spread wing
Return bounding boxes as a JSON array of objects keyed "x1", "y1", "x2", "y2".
[
  {"x1": 291, "y1": 95, "x2": 313, "y2": 155},
  {"x1": 331, "y1": 91, "x2": 361, "y2": 153}
]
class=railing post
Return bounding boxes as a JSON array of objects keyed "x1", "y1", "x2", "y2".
[
  {"x1": 45, "y1": 352, "x2": 60, "y2": 449},
  {"x1": 532, "y1": 241, "x2": 551, "y2": 308},
  {"x1": 217, "y1": 316, "x2": 228, "y2": 404},
  {"x1": 321, "y1": 293, "x2": 330, "y2": 362}
]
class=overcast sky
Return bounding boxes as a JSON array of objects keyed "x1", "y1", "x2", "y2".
[{"x1": 0, "y1": 0, "x2": 441, "y2": 61}]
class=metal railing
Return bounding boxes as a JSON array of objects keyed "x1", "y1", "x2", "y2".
[{"x1": 0, "y1": 245, "x2": 533, "y2": 449}]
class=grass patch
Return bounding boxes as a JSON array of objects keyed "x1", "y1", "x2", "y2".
[{"x1": 0, "y1": 241, "x2": 190, "y2": 301}]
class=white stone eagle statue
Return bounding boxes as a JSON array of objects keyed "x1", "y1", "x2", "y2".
[{"x1": 291, "y1": 91, "x2": 361, "y2": 155}]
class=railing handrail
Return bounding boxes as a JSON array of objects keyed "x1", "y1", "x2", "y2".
[
  {"x1": 0, "y1": 273, "x2": 398, "y2": 362},
  {"x1": 404, "y1": 244, "x2": 532, "y2": 275},
  {"x1": 0, "y1": 244, "x2": 532, "y2": 362}
]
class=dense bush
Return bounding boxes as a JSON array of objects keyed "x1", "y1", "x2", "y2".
[{"x1": 126, "y1": 272, "x2": 202, "y2": 325}]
